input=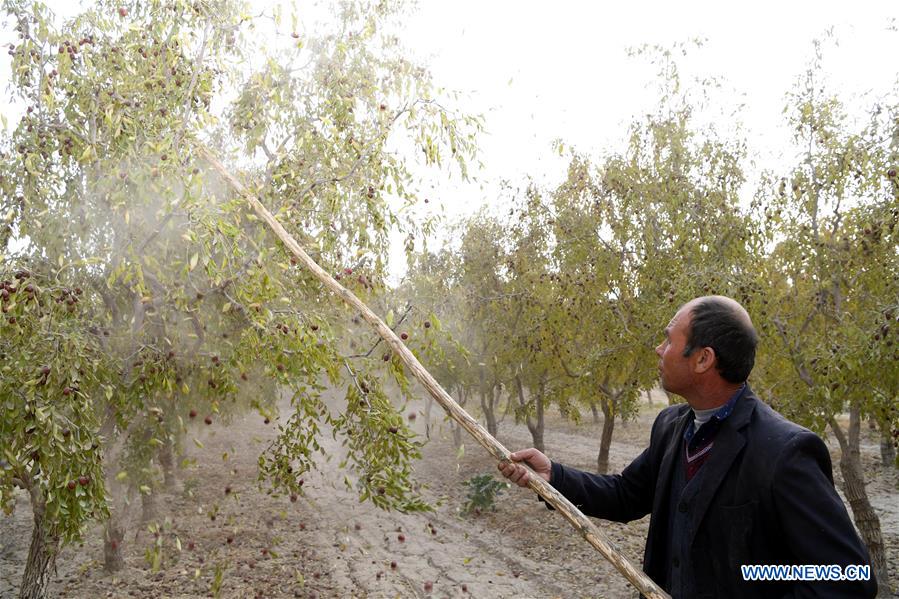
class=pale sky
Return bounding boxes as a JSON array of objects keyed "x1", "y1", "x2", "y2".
[
  {"x1": 2, "y1": 1, "x2": 897, "y2": 280},
  {"x1": 397, "y1": 1, "x2": 898, "y2": 210},
  {"x1": 387, "y1": 1, "x2": 897, "y2": 278}
]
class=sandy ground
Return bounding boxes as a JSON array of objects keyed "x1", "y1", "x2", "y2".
[{"x1": 2, "y1": 389, "x2": 897, "y2": 598}]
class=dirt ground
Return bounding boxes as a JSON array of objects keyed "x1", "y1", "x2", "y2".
[{"x1": 2, "y1": 388, "x2": 897, "y2": 598}]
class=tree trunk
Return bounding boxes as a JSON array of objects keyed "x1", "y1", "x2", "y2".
[
  {"x1": 829, "y1": 407, "x2": 890, "y2": 597},
  {"x1": 502, "y1": 382, "x2": 516, "y2": 419},
  {"x1": 482, "y1": 390, "x2": 498, "y2": 437},
  {"x1": 158, "y1": 438, "x2": 176, "y2": 491},
  {"x1": 880, "y1": 426, "x2": 896, "y2": 469},
  {"x1": 515, "y1": 375, "x2": 545, "y2": 453},
  {"x1": 480, "y1": 370, "x2": 497, "y2": 437},
  {"x1": 102, "y1": 472, "x2": 127, "y2": 573},
  {"x1": 19, "y1": 493, "x2": 60, "y2": 599},
  {"x1": 103, "y1": 518, "x2": 125, "y2": 572},
  {"x1": 495, "y1": 382, "x2": 508, "y2": 427},
  {"x1": 645, "y1": 389, "x2": 653, "y2": 406},
  {"x1": 480, "y1": 388, "x2": 496, "y2": 437},
  {"x1": 140, "y1": 491, "x2": 157, "y2": 524},
  {"x1": 597, "y1": 396, "x2": 616, "y2": 474},
  {"x1": 515, "y1": 376, "x2": 533, "y2": 440},
  {"x1": 590, "y1": 402, "x2": 601, "y2": 424},
  {"x1": 533, "y1": 381, "x2": 545, "y2": 454}
]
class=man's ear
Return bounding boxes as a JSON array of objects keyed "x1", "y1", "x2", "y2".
[{"x1": 693, "y1": 347, "x2": 716, "y2": 374}]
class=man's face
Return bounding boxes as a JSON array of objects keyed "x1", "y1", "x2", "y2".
[{"x1": 655, "y1": 302, "x2": 696, "y2": 396}]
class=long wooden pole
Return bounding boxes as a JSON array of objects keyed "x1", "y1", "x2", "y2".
[{"x1": 200, "y1": 147, "x2": 670, "y2": 599}]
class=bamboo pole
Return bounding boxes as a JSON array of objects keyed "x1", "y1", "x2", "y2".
[{"x1": 199, "y1": 147, "x2": 670, "y2": 599}]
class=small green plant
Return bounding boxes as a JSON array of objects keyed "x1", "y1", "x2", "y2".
[
  {"x1": 461, "y1": 473, "x2": 509, "y2": 515},
  {"x1": 143, "y1": 518, "x2": 182, "y2": 571},
  {"x1": 210, "y1": 561, "x2": 227, "y2": 598}
]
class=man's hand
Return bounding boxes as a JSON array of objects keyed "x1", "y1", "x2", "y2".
[{"x1": 497, "y1": 448, "x2": 551, "y2": 487}]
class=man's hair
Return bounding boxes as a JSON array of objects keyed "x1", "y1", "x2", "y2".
[{"x1": 683, "y1": 298, "x2": 758, "y2": 383}]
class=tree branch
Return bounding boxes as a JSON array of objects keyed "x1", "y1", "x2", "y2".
[
  {"x1": 173, "y1": 21, "x2": 212, "y2": 150},
  {"x1": 829, "y1": 415, "x2": 849, "y2": 455},
  {"x1": 346, "y1": 303, "x2": 413, "y2": 359}
]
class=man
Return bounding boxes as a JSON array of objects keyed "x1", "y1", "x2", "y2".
[{"x1": 498, "y1": 296, "x2": 876, "y2": 598}]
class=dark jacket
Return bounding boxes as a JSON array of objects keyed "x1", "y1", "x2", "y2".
[{"x1": 548, "y1": 386, "x2": 877, "y2": 598}]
